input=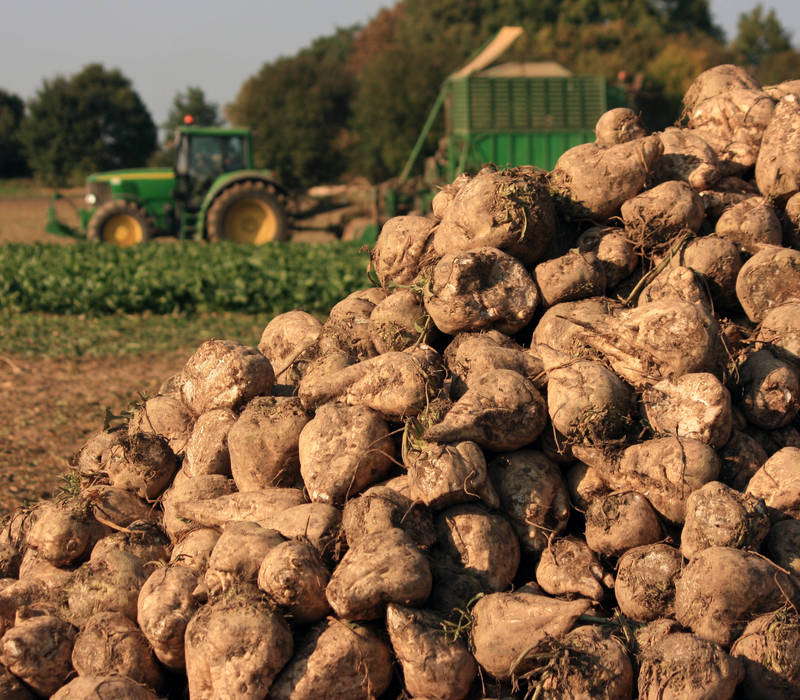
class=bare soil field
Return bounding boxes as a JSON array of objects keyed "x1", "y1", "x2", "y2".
[
  {"x1": 0, "y1": 186, "x2": 84, "y2": 244},
  {"x1": 0, "y1": 350, "x2": 189, "y2": 514}
]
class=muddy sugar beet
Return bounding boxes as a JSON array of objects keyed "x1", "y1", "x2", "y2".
[{"x1": 5, "y1": 63, "x2": 800, "y2": 699}]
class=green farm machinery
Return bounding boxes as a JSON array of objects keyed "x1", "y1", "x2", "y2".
[
  {"x1": 49, "y1": 27, "x2": 626, "y2": 246},
  {"x1": 394, "y1": 26, "x2": 627, "y2": 210},
  {"x1": 308, "y1": 27, "x2": 628, "y2": 239},
  {"x1": 48, "y1": 125, "x2": 289, "y2": 246}
]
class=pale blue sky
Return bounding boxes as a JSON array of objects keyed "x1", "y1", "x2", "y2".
[{"x1": 0, "y1": 1, "x2": 798, "y2": 126}]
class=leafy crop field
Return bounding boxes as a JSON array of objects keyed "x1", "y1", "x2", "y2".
[{"x1": 1, "y1": 240, "x2": 370, "y2": 315}]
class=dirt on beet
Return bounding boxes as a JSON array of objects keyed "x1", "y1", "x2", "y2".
[{"x1": 0, "y1": 349, "x2": 188, "y2": 515}]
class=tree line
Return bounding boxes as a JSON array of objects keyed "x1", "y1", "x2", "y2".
[{"x1": 1, "y1": 1, "x2": 798, "y2": 188}]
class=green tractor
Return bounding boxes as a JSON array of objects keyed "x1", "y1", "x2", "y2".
[{"x1": 49, "y1": 125, "x2": 289, "y2": 246}]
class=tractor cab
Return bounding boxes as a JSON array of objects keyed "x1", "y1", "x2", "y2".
[
  {"x1": 175, "y1": 128, "x2": 251, "y2": 181},
  {"x1": 174, "y1": 127, "x2": 253, "y2": 209}
]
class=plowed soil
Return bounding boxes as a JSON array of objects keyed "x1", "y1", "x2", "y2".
[
  {"x1": 0, "y1": 188, "x2": 84, "y2": 244},
  {"x1": 0, "y1": 349, "x2": 189, "y2": 515}
]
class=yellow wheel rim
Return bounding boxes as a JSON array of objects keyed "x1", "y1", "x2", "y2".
[
  {"x1": 224, "y1": 199, "x2": 278, "y2": 244},
  {"x1": 102, "y1": 214, "x2": 144, "y2": 246}
]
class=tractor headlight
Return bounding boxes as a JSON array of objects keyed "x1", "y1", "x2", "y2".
[{"x1": 85, "y1": 193, "x2": 97, "y2": 206}]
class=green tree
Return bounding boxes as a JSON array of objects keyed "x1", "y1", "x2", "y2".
[
  {"x1": 731, "y1": 4, "x2": 799, "y2": 84},
  {"x1": 350, "y1": 0, "x2": 532, "y2": 179},
  {"x1": 351, "y1": 41, "x2": 455, "y2": 179},
  {"x1": 0, "y1": 89, "x2": 29, "y2": 177},
  {"x1": 732, "y1": 4, "x2": 793, "y2": 67},
  {"x1": 755, "y1": 49, "x2": 800, "y2": 86},
  {"x1": 226, "y1": 28, "x2": 357, "y2": 189},
  {"x1": 20, "y1": 63, "x2": 157, "y2": 185},
  {"x1": 165, "y1": 86, "x2": 222, "y2": 129},
  {"x1": 655, "y1": 0, "x2": 725, "y2": 43},
  {"x1": 150, "y1": 86, "x2": 222, "y2": 166}
]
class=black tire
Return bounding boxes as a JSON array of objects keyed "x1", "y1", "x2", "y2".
[
  {"x1": 87, "y1": 200, "x2": 153, "y2": 246},
  {"x1": 205, "y1": 181, "x2": 289, "y2": 244}
]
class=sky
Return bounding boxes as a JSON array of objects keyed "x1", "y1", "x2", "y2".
[{"x1": 1, "y1": 0, "x2": 799, "y2": 128}]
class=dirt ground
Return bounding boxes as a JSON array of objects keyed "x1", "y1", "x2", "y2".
[
  {"x1": 0, "y1": 349, "x2": 190, "y2": 515},
  {"x1": 0, "y1": 188, "x2": 84, "y2": 245}
]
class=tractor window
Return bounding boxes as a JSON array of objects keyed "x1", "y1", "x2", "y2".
[
  {"x1": 224, "y1": 138, "x2": 245, "y2": 171},
  {"x1": 182, "y1": 135, "x2": 247, "y2": 178},
  {"x1": 188, "y1": 136, "x2": 223, "y2": 177}
]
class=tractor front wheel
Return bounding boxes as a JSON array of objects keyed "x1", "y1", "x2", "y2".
[
  {"x1": 87, "y1": 200, "x2": 153, "y2": 246},
  {"x1": 206, "y1": 182, "x2": 289, "y2": 244}
]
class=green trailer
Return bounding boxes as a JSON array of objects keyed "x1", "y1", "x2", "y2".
[
  {"x1": 443, "y1": 71, "x2": 618, "y2": 177},
  {"x1": 400, "y1": 26, "x2": 627, "y2": 186}
]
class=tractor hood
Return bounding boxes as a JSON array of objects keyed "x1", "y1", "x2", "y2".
[
  {"x1": 85, "y1": 168, "x2": 175, "y2": 215},
  {"x1": 87, "y1": 168, "x2": 174, "y2": 184}
]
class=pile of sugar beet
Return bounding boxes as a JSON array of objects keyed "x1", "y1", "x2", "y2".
[{"x1": 5, "y1": 64, "x2": 800, "y2": 700}]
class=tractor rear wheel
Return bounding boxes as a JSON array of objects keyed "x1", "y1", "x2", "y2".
[
  {"x1": 87, "y1": 200, "x2": 153, "y2": 246},
  {"x1": 206, "y1": 182, "x2": 289, "y2": 244}
]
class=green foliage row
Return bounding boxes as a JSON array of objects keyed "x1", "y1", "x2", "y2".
[{"x1": 0, "y1": 241, "x2": 370, "y2": 315}]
